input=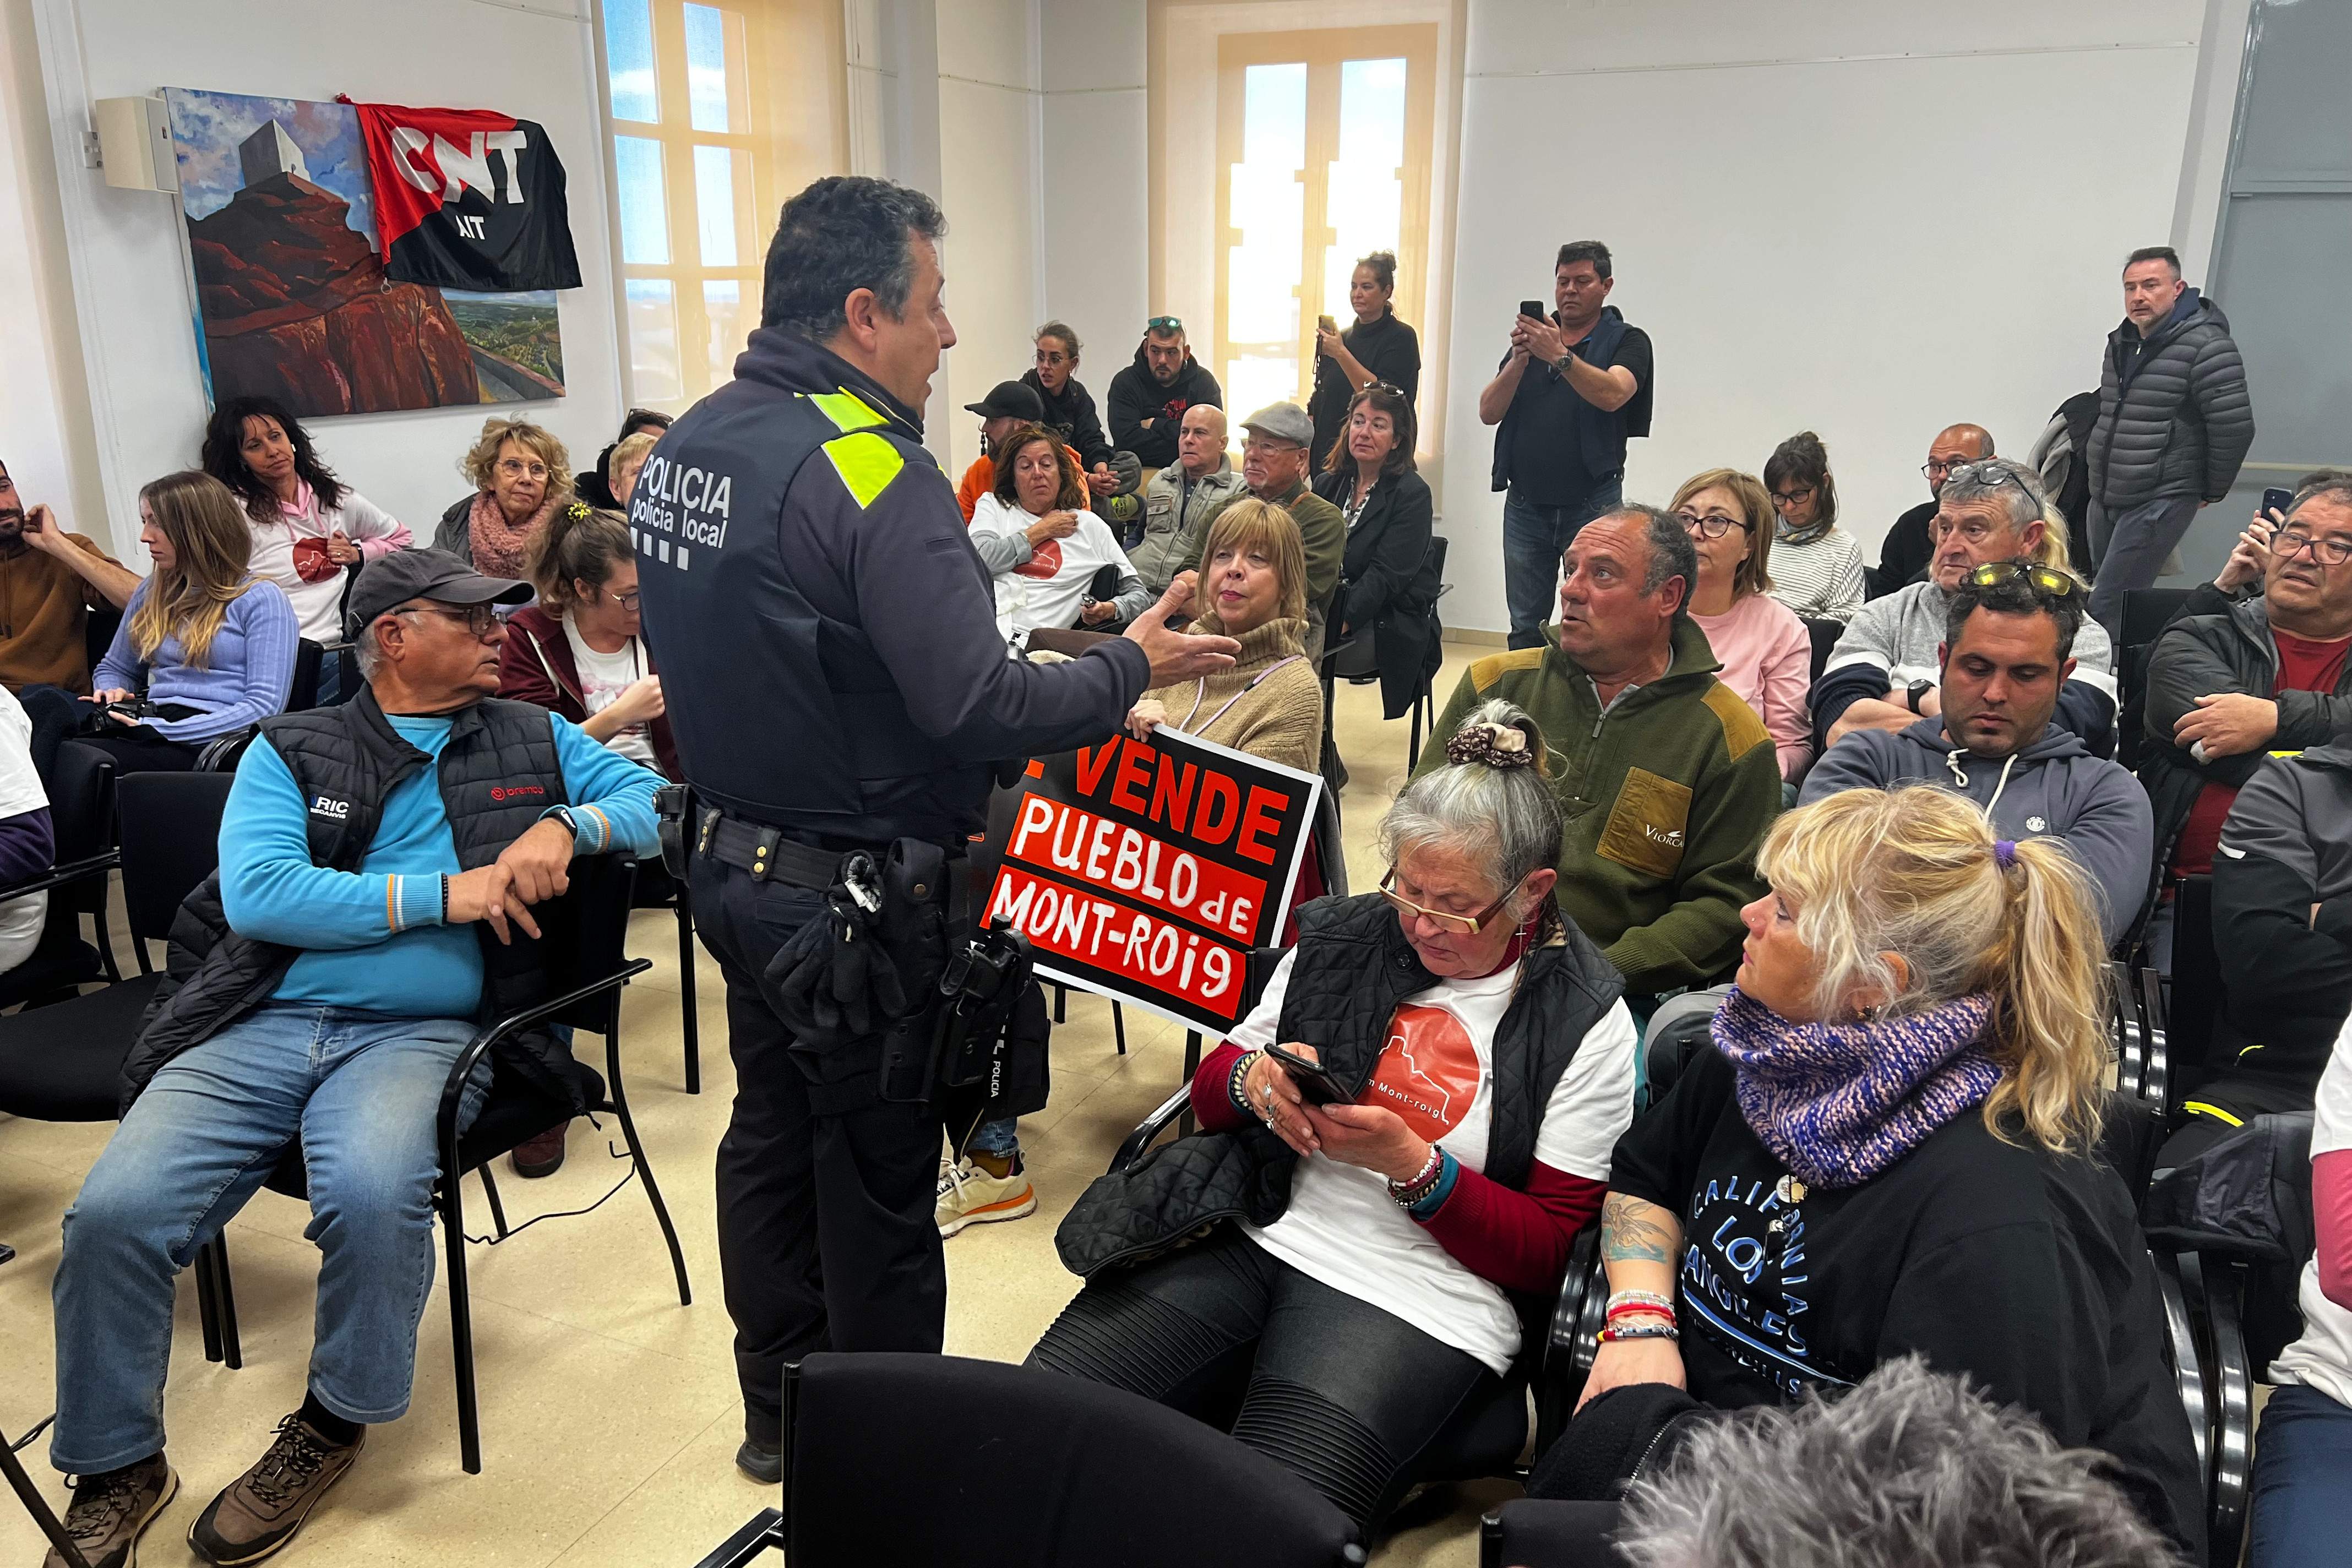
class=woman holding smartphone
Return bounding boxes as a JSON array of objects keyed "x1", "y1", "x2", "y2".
[
  {"x1": 1032, "y1": 700, "x2": 1640, "y2": 1531},
  {"x1": 1308, "y1": 251, "x2": 1422, "y2": 471}
]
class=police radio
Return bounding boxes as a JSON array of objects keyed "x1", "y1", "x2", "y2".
[{"x1": 933, "y1": 916, "x2": 1034, "y2": 1091}]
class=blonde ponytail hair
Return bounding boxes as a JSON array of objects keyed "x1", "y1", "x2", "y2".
[{"x1": 1756, "y1": 786, "x2": 2109, "y2": 1156}]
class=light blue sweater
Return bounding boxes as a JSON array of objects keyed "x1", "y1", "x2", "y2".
[
  {"x1": 217, "y1": 710, "x2": 661, "y2": 1018},
  {"x1": 93, "y1": 576, "x2": 300, "y2": 742}
]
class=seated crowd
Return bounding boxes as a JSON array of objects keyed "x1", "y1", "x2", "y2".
[{"x1": 12, "y1": 236, "x2": 2348, "y2": 1568}]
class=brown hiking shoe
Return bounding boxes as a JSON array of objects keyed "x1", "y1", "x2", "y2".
[
  {"x1": 43, "y1": 1453, "x2": 176, "y2": 1568},
  {"x1": 186, "y1": 1416, "x2": 361, "y2": 1565}
]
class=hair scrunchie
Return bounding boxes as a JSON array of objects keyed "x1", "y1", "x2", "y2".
[{"x1": 1445, "y1": 721, "x2": 1536, "y2": 770}]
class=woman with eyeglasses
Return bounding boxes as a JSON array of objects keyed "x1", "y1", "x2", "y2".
[
  {"x1": 1672, "y1": 470, "x2": 1812, "y2": 788},
  {"x1": 1529, "y1": 786, "x2": 2206, "y2": 1561},
  {"x1": 77, "y1": 471, "x2": 298, "y2": 774},
  {"x1": 1309, "y1": 251, "x2": 1422, "y2": 472},
  {"x1": 1033, "y1": 701, "x2": 1640, "y2": 1531},
  {"x1": 433, "y1": 418, "x2": 574, "y2": 576},
  {"x1": 1760, "y1": 432, "x2": 1865, "y2": 622},
  {"x1": 1311, "y1": 383, "x2": 1437, "y2": 723},
  {"x1": 497, "y1": 502, "x2": 674, "y2": 778}
]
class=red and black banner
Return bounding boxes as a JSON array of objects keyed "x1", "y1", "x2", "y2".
[
  {"x1": 343, "y1": 99, "x2": 581, "y2": 292},
  {"x1": 972, "y1": 728, "x2": 1321, "y2": 1034}
]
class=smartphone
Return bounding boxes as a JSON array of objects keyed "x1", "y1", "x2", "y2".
[
  {"x1": 1264, "y1": 1042, "x2": 1349, "y2": 1107},
  {"x1": 1317, "y1": 314, "x2": 1336, "y2": 335},
  {"x1": 2263, "y1": 487, "x2": 2295, "y2": 519},
  {"x1": 1518, "y1": 299, "x2": 1548, "y2": 322}
]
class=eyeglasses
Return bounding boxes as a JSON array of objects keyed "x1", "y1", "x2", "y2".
[
  {"x1": 1922, "y1": 459, "x2": 1969, "y2": 481},
  {"x1": 603, "y1": 587, "x2": 642, "y2": 611},
  {"x1": 1768, "y1": 486, "x2": 1815, "y2": 510},
  {"x1": 1379, "y1": 868, "x2": 1519, "y2": 937},
  {"x1": 2275, "y1": 529, "x2": 2352, "y2": 567},
  {"x1": 1942, "y1": 460, "x2": 2041, "y2": 502},
  {"x1": 495, "y1": 458, "x2": 551, "y2": 481},
  {"x1": 1962, "y1": 559, "x2": 2081, "y2": 598},
  {"x1": 1146, "y1": 315, "x2": 1184, "y2": 334},
  {"x1": 1676, "y1": 509, "x2": 1750, "y2": 541},
  {"x1": 392, "y1": 602, "x2": 502, "y2": 636}
]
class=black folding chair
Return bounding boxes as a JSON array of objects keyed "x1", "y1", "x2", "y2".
[
  {"x1": 4, "y1": 1415, "x2": 88, "y2": 1568},
  {"x1": 2117, "y1": 587, "x2": 2194, "y2": 772},
  {"x1": 192, "y1": 856, "x2": 692, "y2": 1474},
  {"x1": 1801, "y1": 616, "x2": 1842, "y2": 684},
  {"x1": 1407, "y1": 536, "x2": 1451, "y2": 771},
  {"x1": 693, "y1": 1353, "x2": 1366, "y2": 1567}
]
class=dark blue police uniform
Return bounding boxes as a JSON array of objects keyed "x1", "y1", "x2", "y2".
[{"x1": 635, "y1": 325, "x2": 1150, "y2": 1445}]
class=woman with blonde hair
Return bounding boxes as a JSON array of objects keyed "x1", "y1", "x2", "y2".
[
  {"x1": 433, "y1": 417, "x2": 573, "y2": 575},
  {"x1": 84, "y1": 470, "x2": 297, "y2": 771},
  {"x1": 1123, "y1": 497, "x2": 1322, "y2": 775},
  {"x1": 1671, "y1": 469, "x2": 1813, "y2": 787},
  {"x1": 1537, "y1": 785, "x2": 2206, "y2": 1559}
]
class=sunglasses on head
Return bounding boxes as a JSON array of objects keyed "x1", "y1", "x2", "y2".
[
  {"x1": 1962, "y1": 559, "x2": 2079, "y2": 598},
  {"x1": 1147, "y1": 316, "x2": 1184, "y2": 334}
]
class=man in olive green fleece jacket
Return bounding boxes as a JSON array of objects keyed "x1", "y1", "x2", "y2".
[
  {"x1": 1413, "y1": 506, "x2": 1782, "y2": 995},
  {"x1": 1175, "y1": 403, "x2": 1346, "y2": 661}
]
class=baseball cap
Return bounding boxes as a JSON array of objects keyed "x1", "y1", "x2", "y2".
[
  {"x1": 1239, "y1": 403, "x2": 1313, "y2": 448},
  {"x1": 344, "y1": 548, "x2": 533, "y2": 640},
  {"x1": 963, "y1": 380, "x2": 1046, "y2": 422}
]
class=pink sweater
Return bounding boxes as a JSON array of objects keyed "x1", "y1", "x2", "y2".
[{"x1": 1694, "y1": 592, "x2": 1813, "y2": 781}]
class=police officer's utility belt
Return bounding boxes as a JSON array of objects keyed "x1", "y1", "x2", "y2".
[{"x1": 699, "y1": 813, "x2": 868, "y2": 893}]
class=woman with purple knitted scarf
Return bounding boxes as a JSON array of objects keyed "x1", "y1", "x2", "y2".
[{"x1": 1527, "y1": 786, "x2": 2206, "y2": 1563}]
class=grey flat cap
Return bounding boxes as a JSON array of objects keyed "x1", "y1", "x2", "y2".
[{"x1": 1239, "y1": 402, "x2": 1313, "y2": 447}]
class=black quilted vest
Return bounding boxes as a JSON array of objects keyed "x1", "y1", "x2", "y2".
[
  {"x1": 1055, "y1": 893, "x2": 1625, "y2": 1317},
  {"x1": 124, "y1": 690, "x2": 579, "y2": 1111}
]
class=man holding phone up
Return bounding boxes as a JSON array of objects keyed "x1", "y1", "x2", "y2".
[{"x1": 1478, "y1": 241, "x2": 1654, "y2": 650}]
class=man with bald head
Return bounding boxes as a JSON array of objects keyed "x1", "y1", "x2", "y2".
[
  {"x1": 1130, "y1": 403, "x2": 1242, "y2": 597},
  {"x1": 1870, "y1": 423, "x2": 1994, "y2": 597}
]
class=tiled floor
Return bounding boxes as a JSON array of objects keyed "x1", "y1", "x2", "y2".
[{"x1": 1, "y1": 647, "x2": 1499, "y2": 1567}]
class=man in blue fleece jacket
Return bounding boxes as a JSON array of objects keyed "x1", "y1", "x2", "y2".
[{"x1": 44, "y1": 549, "x2": 658, "y2": 1568}]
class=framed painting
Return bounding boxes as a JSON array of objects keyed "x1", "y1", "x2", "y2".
[{"x1": 164, "y1": 88, "x2": 565, "y2": 415}]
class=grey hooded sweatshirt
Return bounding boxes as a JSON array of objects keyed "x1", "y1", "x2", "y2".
[{"x1": 1801, "y1": 715, "x2": 2154, "y2": 948}]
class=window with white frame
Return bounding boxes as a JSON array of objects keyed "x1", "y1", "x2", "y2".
[{"x1": 600, "y1": 0, "x2": 846, "y2": 413}]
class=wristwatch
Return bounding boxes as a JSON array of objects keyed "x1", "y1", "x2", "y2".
[
  {"x1": 1905, "y1": 679, "x2": 1932, "y2": 714},
  {"x1": 1554, "y1": 348, "x2": 1578, "y2": 375},
  {"x1": 543, "y1": 804, "x2": 582, "y2": 841}
]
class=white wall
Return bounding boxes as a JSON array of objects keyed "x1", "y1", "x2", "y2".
[
  {"x1": 1435, "y1": 0, "x2": 2207, "y2": 633},
  {"x1": 23, "y1": 0, "x2": 627, "y2": 562},
  {"x1": 0, "y1": 0, "x2": 104, "y2": 534},
  {"x1": 933, "y1": 0, "x2": 1043, "y2": 477},
  {"x1": 1039, "y1": 1, "x2": 1147, "y2": 413}
]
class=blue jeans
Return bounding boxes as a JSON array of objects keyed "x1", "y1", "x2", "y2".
[
  {"x1": 970, "y1": 1117, "x2": 1020, "y2": 1158},
  {"x1": 1502, "y1": 482, "x2": 1623, "y2": 649},
  {"x1": 2248, "y1": 1382, "x2": 2352, "y2": 1566},
  {"x1": 51, "y1": 1003, "x2": 491, "y2": 1473}
]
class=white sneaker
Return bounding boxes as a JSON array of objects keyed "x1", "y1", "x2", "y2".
[{"x1": 935, "y1": 1155, "x2": 1037, "y2": 1237}]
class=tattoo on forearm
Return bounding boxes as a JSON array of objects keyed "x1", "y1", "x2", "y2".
[{"x1": 1602, "y1": 1193, "x2": 1676, "y2": 1266}]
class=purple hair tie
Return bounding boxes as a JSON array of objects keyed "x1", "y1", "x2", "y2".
[{"x1": 1993, "y1": 839, "x2": 2018, "y2": 869}]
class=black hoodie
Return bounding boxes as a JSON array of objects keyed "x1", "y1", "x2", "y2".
[
  {"x1": 1107, "y1": 344, "x2": 1222, "y2": 469},
  {"x1": 1019, "y1": 369, "x2": 1114, "y2": 472}
]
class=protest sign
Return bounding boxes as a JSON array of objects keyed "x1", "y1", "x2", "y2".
[{"x1": 975, "y1": 727, "x2": 1321, "y2": 1033}]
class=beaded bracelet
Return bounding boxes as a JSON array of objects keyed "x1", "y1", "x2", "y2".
[
  {"x1": 1387, "y1": 1145, "x2": 1444, "y2": 1208},
  {"x1": 1228, "y1": 1050, "x2": 1262, "y2": 1118},
  {"x1": 1605, "y1": 1289, "x2": 1676, "y2": 1316},
  {"x1": 1598, "y1": 1321, "x2": 1679, "y2": 1344}
]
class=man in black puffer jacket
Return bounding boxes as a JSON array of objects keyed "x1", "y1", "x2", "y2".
[{"x1": 2084, "y1": 245, "x2": 2253, "y2": 638}]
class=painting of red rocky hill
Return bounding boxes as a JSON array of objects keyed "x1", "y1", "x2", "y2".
[{"x1": 166, "y1": 90, "x2": 563, "y2": 415}]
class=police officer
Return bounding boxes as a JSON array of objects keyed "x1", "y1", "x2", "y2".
[{"x1": 633, "y1": 175, "x2": 1237, "y2": 1482}]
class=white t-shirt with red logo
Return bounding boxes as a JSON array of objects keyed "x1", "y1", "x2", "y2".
[
  {"x1": 1234, "y1": 949, "x2": 1640, "y2": 1372},
  {"x1": 969, "y1": 492, "x2": 1138, "y2": 641}
]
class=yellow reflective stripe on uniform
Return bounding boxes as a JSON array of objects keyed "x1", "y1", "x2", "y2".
[
  {"x1": 2180, "y1": 1101, "x2": 2245, "y2": 1127},
  {"x1": 808, "y1": 388, "x2": 888, "y2": 433},
  {"x1": 823, "y1": 432, "x2": 905, "y2": 509}
]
